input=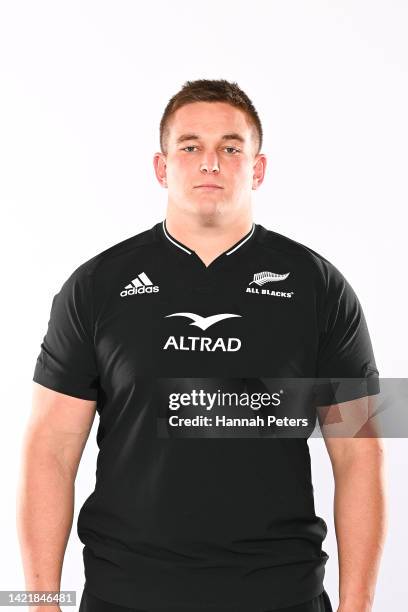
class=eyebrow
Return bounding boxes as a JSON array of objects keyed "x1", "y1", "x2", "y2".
[{"x1": 175, "y1": 133, "x2": 245, "y2": 145}]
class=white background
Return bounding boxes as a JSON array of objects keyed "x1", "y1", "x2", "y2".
[{"x1": 1, "y1": 1, "x2": 407, "y2": 610}]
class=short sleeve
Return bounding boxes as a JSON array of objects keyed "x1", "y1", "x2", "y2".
[
  {"x1": 314, "y1": 262, "x2": 380, "y2": 406},
  {"x1": 33, "y1": 262, "x2": 99, "y2": 400}
]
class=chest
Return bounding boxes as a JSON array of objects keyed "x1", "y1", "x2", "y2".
[{"x1": 94, "y1": 264, "x2": 320, "y2": 383}]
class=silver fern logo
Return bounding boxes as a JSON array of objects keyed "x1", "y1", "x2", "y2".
[
  {"x1": 249, "y1": 271, "x2": 290, "y2": 286},
  {"x1": 246, "y1": 270, "x2": 294, "y2": 298}
]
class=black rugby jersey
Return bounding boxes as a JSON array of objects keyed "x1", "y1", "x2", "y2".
[{"x1": 33, "y1": 220, "x2": 379, "y2": 611}]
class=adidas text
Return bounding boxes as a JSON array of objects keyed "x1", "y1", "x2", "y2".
[
  {"x1": 121, "y1": 286, "x2": 159, "y2": 297},
  {"x1": 120, "y1": 272, "x2": 159, "y2": 297}
]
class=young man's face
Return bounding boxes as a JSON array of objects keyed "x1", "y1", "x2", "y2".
[{"x1": 154, "y1": 101, "x2": 266, "y2": 220}]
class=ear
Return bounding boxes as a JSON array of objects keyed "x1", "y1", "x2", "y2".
[
  {"x1": 252, "y1": 153, "x2": 267, "y2": 190},
  {"x1": 153, "y1": 152, "x2": 168, "y2": 188}
]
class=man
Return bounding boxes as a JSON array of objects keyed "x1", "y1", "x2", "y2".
[{"x1": 18, "y1": 79, "x2": 386, "y2": 612}]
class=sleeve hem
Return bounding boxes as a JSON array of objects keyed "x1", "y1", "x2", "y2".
[{"x1": 32, "y1": 373, "x2": 98, "y2": 401}]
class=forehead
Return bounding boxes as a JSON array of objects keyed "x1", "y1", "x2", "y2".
[{"x1": 167, "y1": 102, "x2": 252, "y2": 141}]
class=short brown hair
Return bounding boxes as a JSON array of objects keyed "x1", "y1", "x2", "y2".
[{"x1": 159, "y1": 79, "x2": 263, "y2": 155}]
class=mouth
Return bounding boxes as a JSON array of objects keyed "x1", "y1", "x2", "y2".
[{"x1": 194, "y1": 184, "x2": 223, "y2": 190}]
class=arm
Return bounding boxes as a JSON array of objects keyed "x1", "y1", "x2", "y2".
[
  {"x1": 17, "y1": 383, "x2": 96, "y2": 612},
  {"x1": 321, "y1": 400, "x2": 388, "y2": 612}
]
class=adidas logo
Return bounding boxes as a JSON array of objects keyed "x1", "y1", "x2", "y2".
[{"x1": 120, "y1": 272, "x2": 160, "y2": 297}]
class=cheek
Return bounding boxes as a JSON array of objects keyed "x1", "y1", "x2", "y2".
[
  {"x1": 228, "y1": 159, "x2": 253, "y2": 183},
  {"x1": 168, "y1": 157, "x2": 193, "y2": 181}
]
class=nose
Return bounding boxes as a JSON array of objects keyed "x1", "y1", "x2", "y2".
[{"x1": 199, "y1": 152, "x2": 219, "y2": 174}]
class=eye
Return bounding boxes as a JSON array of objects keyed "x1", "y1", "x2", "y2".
[
  {"x1": 181, "y1": 146, "x2": 198, "y2": 152},
  {"x1": 224, "y1": 147, "x2": 240, "y2": 154}
]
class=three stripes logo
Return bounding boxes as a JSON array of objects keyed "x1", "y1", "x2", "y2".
[{"x1": 120, "y1": 272, "x2": 160, "y2": 297}]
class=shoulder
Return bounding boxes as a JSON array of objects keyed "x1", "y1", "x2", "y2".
[
  {"x1": 255, "y1": 223, "x2": 348, "y2": 294},
  {"x1": 63, "y1": 223, "x2": 158, "y2": 286}
]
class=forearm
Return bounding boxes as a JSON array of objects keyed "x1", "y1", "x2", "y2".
[
  {"x1": 332, "y1": 446, "x2": 387, "y2": 612},
  {"x1": 16, "y1": 433, "x2": 75, "y2": 602}
]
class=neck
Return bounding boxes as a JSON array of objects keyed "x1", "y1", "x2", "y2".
[{"x1": 164, "y1": 209, "x2": 253, "y2": 267}]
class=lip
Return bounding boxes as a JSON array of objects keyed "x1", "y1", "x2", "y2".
[{"x1": 194, "y1": 184, "x2": 223, "y2": 189}]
